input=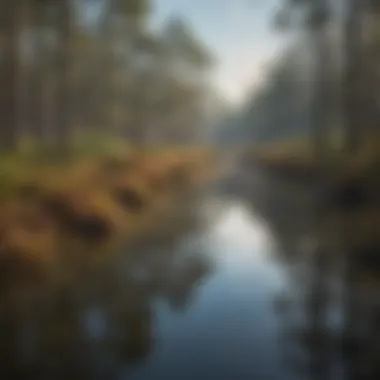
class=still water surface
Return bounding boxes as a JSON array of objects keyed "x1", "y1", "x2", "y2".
[
  {"x1": 126, "y1": 197, "x2": 291, "y2": 380},
  {"x1": 0, "y1": 174, "x2": 351, "y2": 380}
]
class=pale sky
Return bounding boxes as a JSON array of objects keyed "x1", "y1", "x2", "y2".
[{"x1": 152, "y1": 0, "x2": 286, "y2": 104}]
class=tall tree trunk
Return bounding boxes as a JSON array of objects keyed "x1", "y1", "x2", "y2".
[
  {"x1": 55, "y1": 0, "x2": 72, "y2": 153},
  {"x1": 29, "y1": 0, "x2": 47, "y2": 147},
  {"x1": 363, "y1": 0, "x2": 380, "y2": 135},
  {"x1": 343, "y1": 0, "x2": 365, "y2": 154},
  {"x1": 0, "y1": 1, "x2": 21, "y2": 150},
  {"x1": 17, "y1": 0, "x2": 32, "y2": 149},
  {"x1": 309, "y1": 0, "x2": 332, "y2": 163}
]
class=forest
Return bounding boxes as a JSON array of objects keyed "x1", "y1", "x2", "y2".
[
  {"x1": 0, "y1": 0, "x2": 226, "y2": 284},
  {"x1": 234, "y1": 0, "x2": 378, "y2": 148},
  {"x1": 232, "y1": 0, "x2": 380, "y2": 198},
  {"x1": 0, "y1": 0, "x2": 379, "y2": 270},
  {"x1": 0, "y1": 1, "x2": 379, "y2": 379},
  {"x1": 0, "y1": 0, "x2": 217, "y2": 152}
]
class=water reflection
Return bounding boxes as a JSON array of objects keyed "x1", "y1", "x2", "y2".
[
  {"x1": 0, "y1": 186, "x2": 297, "y2": 380},
  {"x1": 1, "y1": 172, "x2": 380, "y2": 380},
  {"x1": 127, "y1": 198, "x2": 291, "y2": 380},
  {"x1": 240, "y1": 169, "x2": 380, "y2": 380},
  {"x1": 0, "y1": 199, "x2": 214, "y2": 379}
]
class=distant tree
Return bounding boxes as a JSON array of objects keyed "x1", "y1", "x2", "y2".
[
  {"x1": 0, "y1": 0, "x2": 215, "y2": 152},
  {"x1": 242, "y1": 43, "x2": 315, "y2": 143},
  {"x1": 365, "y1": 1, "x2": 380, "y2": 134},
  {"x1": 55, "y1": 0, "x2": 72, "y2": 152},
  {"x1": 275, "y1": 0, "x2": 334, "y2": 159},
  {"x1": 0, "y1": 1, "x2": 25, "y2": 149},
  {"x1": 158, "y1": 16, "x2": 214, "y2": 143},
  {"x1": 343, "y1": 0, "x2": 366, "y2": 153},
  {"x1": 28, "y1": 0, "x2": 57, "y2": 146}
]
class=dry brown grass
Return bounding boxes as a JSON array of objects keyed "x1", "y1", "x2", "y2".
[
  {"x1": 0, "y1": 147, "x2": 219, "y2": 277},
  {"x1": 0, "y1": 200, "x2": 59, "y2": 284}
]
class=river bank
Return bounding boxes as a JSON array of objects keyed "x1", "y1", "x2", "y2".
[{"x1": 0, "y1": 147, "x2": 221, "y2": 283}]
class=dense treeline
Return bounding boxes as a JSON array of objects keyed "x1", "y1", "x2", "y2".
[
  {"x1": 255, "y1": 2, "x2": 380, "y2": 379},
  {"x1": 0, "y1": 0, "x2": 214, "y2": 151},
  {"x1": 238, "y1": 0, "x2": 380, "y2": 151}
]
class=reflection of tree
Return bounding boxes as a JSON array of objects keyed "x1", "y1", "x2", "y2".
[
  {"x1": 240, "y1": 169, "x2": 315, "y2": 265},
  {"x1": 0, "y1": 206, "x2": 212, "y2": 379},
  {"x1": 274, "y1": 221, "x2": 336, "y2": 380},
  {"x1": 255, "y1": 172, "x2": 380, "y2": 380},
  {"x1": 0, "y1": 279, "x2": 52, "y2": 379},
  {"x1": 340, "y1": 226, "x2": 380, "y2": 380},
  {"x1": 236, "y1": 169, "x2": 334, "y2": 379},
  {"x1": 162, "y1": 255, "x2": 212, "y2": 312}
]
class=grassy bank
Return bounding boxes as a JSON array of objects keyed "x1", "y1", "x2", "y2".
[
  {"x1": 244, "y1": 136, "x2": 380, "y2": 185},
  {"x1": 244, "y1": 137, "x2": 380, "y2": 263},
  {"x1": 0, "y1": 146, "x2": 220, "y2": 282}
]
